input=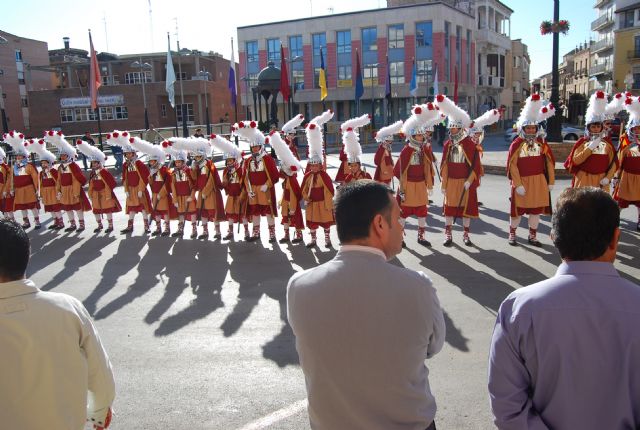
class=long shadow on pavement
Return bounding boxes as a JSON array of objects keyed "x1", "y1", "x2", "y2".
[
  {"x1": 28, "y1": 234, "x2": 83, "y2": 277},
  {"x1": 153, "y1": 238, "x2": 228, "y2": 336}
]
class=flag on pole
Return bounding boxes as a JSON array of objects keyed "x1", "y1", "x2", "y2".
[
  {"x1": 384, "y1": 55, "x2": 391, "y2": 100},
  {"x1": 409, "y1": 58, "x2": 417, "y2": 97},
  {"x1": 453, "y1": 66, "x2": 459, "y2": 103},
  {"x1": 166, "y1": 33, "x2": 176, "y2": 108},
  {"x1": 88, "y1": 30, "x2": 102, "y2": 111},
  {"x1": 319, "y1": 47, "x2": 328, "y2": 101},
  {"x1": 229, "y1": 38, "x2": 237, "y2": 107},
  {"x1": 280, "y1": 45, "x2": 290, "y2": 102},
  {"x1": 433, "y1": 63, "x2": 439, "y2": 95},
  {"x1": 354, "y1": 49, "x2": 364, "y2": 101}
]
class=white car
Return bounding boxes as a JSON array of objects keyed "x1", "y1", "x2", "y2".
[{"x1": 504, "y1": 125, "x2": 584, "y2": 142}]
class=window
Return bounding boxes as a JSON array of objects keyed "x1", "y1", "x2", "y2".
[
  {"x1": 363, "y1": 65, "x2": 378, "y2": 81},
  {"x1": 161, "y1": 104, "x2": 167, "y2": 118},
  {"x1": 362, "y1": 27, "x2": 377, "y2": 51},
  {"x1": 17, "y1": 71, "x2": 25, "y2": 85},
  {"x1": 388, "y1": 24, "x2": 404, "y2": 49},
  {"x1": 177, "y1": 72, "x2": 187, "y2": 81},
  {"x1": 15, "y1": 50, "x2": 22, "y2": 62},
  {"x1": 100, "y1": 107, "x2": 114, "y2": 120},
  {"x1": 267, "y1": 38, "x2": 280, "y2": 62},
  {"x1": 21, "y1": 96, "x2": 28, "y2": 107},
  {"x1": 292, "y1": 69, "x2": 304, "y2": 90},
  {"x1": 112, "y1": 75, "x2": 120, "y2": 84},
  {"x1": 466, "y1": 29, "x2": 471, "y2": 83},
  {"x1": 101, "y1": 75, "x2": 110, "y2": 85},
  {"x1": 416, "y1": 22, "x2": 432, "y2": 47},
  {"x1": 246, "y1": 41, "x2": 258, "y2": 63},
  {"x1": 337, "y1": 31, "x2": 351, "y2": 54},
  {"x1": 312, "y1": 33, "x2": 326, "y2": 57},
  {"x1": 417, "y1": 59, "x2": 432, "y2": 83},
  {"x1": 177, "y1": 103, "x2": 194, "y2": 123},
  {"x1": 60, "y1": 109, "x2": 74, "y2": 123},
  {"x1": 390, "y1": 61, "x2": 404, "y2": 84},
  {"x1": 337, "y1": 65, "x2": 352, "y2": 87},
  {"x1": 622, "y1": 10, "x2": 635, "y2": 29},
  {"x1": 75, "y1": 108, "x2": 89, "y2": 122},
  {"x1": 635, "y1": 35, "x2": 640, "y2": 56},
  {"x1": 289, "y1": 35, "x2": 303, "y2": 58},
  {"x1": 115, "y1": 106, "x2": 128, "y2": 120},
  {"x1": 248, "y1": 72, "x2": 258, "y2": 88},
  {"x1": 124, "y1": 71, "x2": 152, "y2": 84}
]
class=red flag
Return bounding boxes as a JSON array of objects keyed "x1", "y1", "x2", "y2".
[
  {"x1": 89, "y1": 31, "x2": 102, "y2": 110},
  {"x1": 453, "y1": 67, "x2": 458, "y2": 104},
  {"x1": 280, "y1": 45, "x2": 290, "y2": 102}
]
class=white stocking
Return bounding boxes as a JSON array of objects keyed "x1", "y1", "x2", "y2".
[{"x1": 528, "y1": 214, "x2": 540, "y2": 230}]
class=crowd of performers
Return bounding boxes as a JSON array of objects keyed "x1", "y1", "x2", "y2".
[{"x1": 1, "y1": 91, "x2": 639, "y2": 248}]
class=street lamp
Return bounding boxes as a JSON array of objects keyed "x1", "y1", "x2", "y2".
[
  {"x1": 287, "y1": 55, "x2": 303, "y2": 118},
  {"x1": 241, "y1": 76, "x2": 251, "y2": 120},
  {"x1": 368, "y1": 63, "x2": 380, "y2": 129},
  {"x1": 130, "y1": 58, "x2": 152, "y2": 130},
  {"x1": 198, "y1": 69, "x2": 211, "y2": 134}
]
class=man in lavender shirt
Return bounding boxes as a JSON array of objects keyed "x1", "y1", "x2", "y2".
[{"x1": 488, "y1": 187, "x2": 640, "y2": 429}]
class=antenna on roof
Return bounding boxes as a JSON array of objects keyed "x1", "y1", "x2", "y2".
[
  {"x1": 102, "y1": 12, "x2": 109, "y2": 52},
  {"x1": 148, "y1": 0, "x2": 155, "y2": 52}
]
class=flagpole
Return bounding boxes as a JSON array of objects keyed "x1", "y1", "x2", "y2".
[
  {"x1": 175, "y1": 21, "x2": 188, "y2": 137},
  {"x1": 232, "y1": 38, "x2": 238, "y2": 124},
  {"x1": 88, "y1": 30, "x2": 104, "y2": 151}
]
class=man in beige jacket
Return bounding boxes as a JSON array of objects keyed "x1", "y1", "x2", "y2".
[
  {"x1": 0, "y1": 219, "x2": 115, "y2": 429},
  {"x1": 287, "y1": 180, "x2": 445, "y2": 430}
]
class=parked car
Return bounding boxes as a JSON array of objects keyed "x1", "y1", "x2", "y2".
[
  {"x1": 504, "y1": 128, "x2": 518, "y2": 142},
  {"x1": 608, "y1": 117, "x2": 621, "y2": 141},
  {"x1": 504, "y1": 124, "x2": 584, "y2": 142}
]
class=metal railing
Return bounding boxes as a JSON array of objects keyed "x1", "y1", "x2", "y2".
[
  {"x1": 591, "y1": 38, "x2": 613, "y2": 53},
  {"x1": 591, "y1": 14, "x2": 614, "y2": 31},
  {"x1": 589, "y1": 63, "x2": 609, "y2": 76},
  {"x1": 628, "y1": 50, "x2": 640, "y2": 60}
]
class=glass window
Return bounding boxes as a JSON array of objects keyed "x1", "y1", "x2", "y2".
[
  {"x1": 337, "y1": 31, "x2": 351, "y2": 54},
  {"x1": 289, "y1": 35, "x2": 303, "y2": 58},
  {"x1": 248, "y1": 72, "x2": 258, "y2": 88},
  {"x1": 292, "y1": 69, "x2": 304, "y2": 90},
  {"x1": 115, "y1": 106, "x2": 128, "y2": 120},
  {"x1": 60, "y1": 109, "x2": 74, "y2": 123},
  {"x1": 246, "y1": 41, "x2": 258, "y2": 63},
  {"x1": 177, "y1": 103, "x2": 194, "y2": 123},
  {"x1": 623, "y1": 11, "x2": 635, "y2": 28},
  {"x1": 417, "y1": 59, "x2": 432, "y2": 83},
  {"x1": 161, "y1": 104, "x2": 167, "y2": 118},
  {"x1": 21, "y1": 96, "x2": 28, "y2": 107},
  {"x1": 75, "y1": 108, "x2": 88, "y2": 122},
  {"x1": 362, "y1": 27, "x2": 377, "y2": 52},
  {"x1": 15, "y1": 50, "x2": 22, "y2": 62},
  {"x1": 100, "y1": 107, "x2": 114, "y2": 120},
  {"x1": 390, "y1": 61, "x2": 404, "y2": 84},
  {"x1": 416, "y1": 22, "x2": 432, "y2": 47},
  {"x1": 312, "y1": 33, "x2": 326, "y2": 57},
  {"x1": 338, "y1": 65, "x2": 352, "y2": 83},
  {"x1": 444, "y1": 22, "x2": 450, "y2": 81},
  {"x1": 388, "y1": 24, "x2": 404, "y2": 49},
  {"x1": 17, "y1": 71, "x2": 25, "y2": 85},
  {"x1": 267, "y1": 38, "x2": 280, "y2": 62}
]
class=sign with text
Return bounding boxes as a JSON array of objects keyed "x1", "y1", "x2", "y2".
[{"x1": 60, "y1": 95, "x2": 124, "y2": 108}]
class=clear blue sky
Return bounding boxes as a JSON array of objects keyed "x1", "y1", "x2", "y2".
[{"x1": 2, "y1": 0, "x2": 593, "y2": 81}]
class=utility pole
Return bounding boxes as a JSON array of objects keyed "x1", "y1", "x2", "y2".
[{"x1": 547, "y1": 0, "x2": 562, "y2": 142}]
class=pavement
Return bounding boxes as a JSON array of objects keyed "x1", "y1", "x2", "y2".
[{"x1": 24, "y1": 137, "x2": 640, "y2": 430}]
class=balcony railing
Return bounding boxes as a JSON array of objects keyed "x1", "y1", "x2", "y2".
[
  {"x1": 591, "y1": 14, "x2": 614, "y2": 31},
  {"x1": 628, "y1": 50, "x2": 640, "y2": 60},
  {"x1": 593, "y1": 0, "x2": 611, "y2": 8},
  {"x1": 591, "y1": 38, "x2": 613, "y2": 53},
  {"x1": 589, "y1": 63, "x2": 608, "y2": 76}
]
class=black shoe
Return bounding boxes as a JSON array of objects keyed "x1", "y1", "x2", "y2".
[
  {"x1": 306, "y1": 241, "x2": 317, "y2": 248},
  {"x1": 198, "y1": 233, "x2": 209, "y2": 239},
  {"x1": 278, "y1": 237, "x2": 290, "y2": 244},
  {"x1": 247, "y1": 235, "x2": 259, "y2": 242},
  {"x1": 47, "y1": 223, "x2": 58, "y2": 230},
  {"x1": 161, "y1": 230, "x2": 170, "y2": 237},
  {"x1": 65, "y1": 225, "x2": 77, "y2": 232},
  {"x1": 105, "y1": 227, "x2": 113, "y2": 234},
  {"x1": 637, "y1": 221, "x2": 640, "y2": 232},
  {"x1": 418, "y1": 238, "x2": 432, "y2": 247},
  {"x1": 508, "y1": 238, "x2": 518, "y2": 246},
  {"x1": 34, "y1": 224, "x2": 41, "y2": 230},
  {"x1": 402, "y1": 241, "x2": 407, "y2": 248},
  {"x1": 120, "y1": 227, "x2": 133, "y2": 234},
  {"x1": 442, "y1": 238, "x2": 453, "y2": 247},
  {"x1": 269, "y1": 237, "x2": 276, "y2": 243},
  {"x1": 151, "y1": 230, "x2": 161, "y2": 236},
  {"x1": 291, "y1": 237, "x2": 303, "y2": 244},
  {"x1": 528, "y1": 237, "x2": 542, "y2": 247},
  {"x1": 478, "y1": 202, "x2": 484, "y2": 206},
  {"x1": 325, "y1": 241, "x2": 332, "y2": 248},
  {"x1": 213, "y1": 233, "x2": 221, "y2": 239},
  {"x1": 463, "y1": 237, "x2": 472, "y2": 246},
  {"x1": 93, "y1": 227, "x2": 103, "y2": 233},
  {"x1": 21, "y1": 223, "x2": 31, "y2": 229},
  {"x1": 171, "y1": 231, "x2": 182, "y2": 238}
]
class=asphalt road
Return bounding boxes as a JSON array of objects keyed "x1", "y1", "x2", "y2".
[{"x1": 25, "y1": 140, "x2": 640, "y2": 430}]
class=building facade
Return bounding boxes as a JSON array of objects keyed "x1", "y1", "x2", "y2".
[
  {"x1": 237, "y1": 1, "x2": 478, "y2": 129},
  {"x1": 0, "y1": 30, "x2": 51, "y2": 133},
  {"x1": 613, "y1": 1, "x2": 640, "y2": 93},
  {"x1": 509, "y1": 39, "x2": 530, "y2": 122},
  {"x1": 590, "y1": 0, "x2": 616, "y2": 93},
  {"x1": 26, "y1": 37, "x2": 239, "y2": 137}
]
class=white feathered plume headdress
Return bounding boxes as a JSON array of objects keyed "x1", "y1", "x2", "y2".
[
  {"x1": 26, "y1": 138, "x2": 56, "y2": 163},
  {"x1": 375, "y1": 120, "x2": 403, "y2": 142},
  {"x1": 234, "y1": 120, "x2": 265, "y2": 147},
  {"x1": 44, "y1": 130, "x2": 77, "y2": 158},
  {"x1": 4, "y1": 131, "x2": 29, "y2": 157},
  {"x1": 605, "y1": 92, "x2": 629, "y2": 120},
  {"x1": 516, "y1": 93, "x2": 544, "y2": 129},
  {"x1": 471, "y1": 109, "x2": 501, "y2": 132},
  {"x1": 75, "y1": 137, "x2": 106, "y2": 164},
  {"x1": 129, "y1": 136, "x2": 166, "y2": 162},
  {"x1": 105, "y1": 130, "x2": 135, "y2": 153},
  {"x1": 266, "y1": 131, "x2": 302, "y2": 171},
  {"x1": 340, "y1": 113, "x2": 370, "y2": 133},
  {"x1": 209, "y1": 134, "x2": 242, "y2": 160},
  {"x1": 435, "y1": 94, "x2": 472, "y2": 129},
  {"x1": 170, "y1": 136, "x2": 212, "y2": 157},
  {"x1": 401, "y1": 103, "x2": 440, "y2": 137},
  {"x1": 161, "y1": 140, "x2": 188, "y2": 161},
  {"x1": 282, "y1": 114, "x2": 305, "y2": 134},
  {"x1": 585, "y1": 90, "x2": 608, "y2": 125}
]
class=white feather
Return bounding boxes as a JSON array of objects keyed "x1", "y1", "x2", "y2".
[
  {"x1": 375, "y1": 120, "x2": 403, "y2": 142},
  {"x1": 268, "y1": 132, "x2": 302, "y2": 171},
  {"x1": 282, "y1": 114, "x2": 305, "y2": 134}
]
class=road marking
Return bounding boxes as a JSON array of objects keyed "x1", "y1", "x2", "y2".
[{"x1": 237, "y1": 399, "x2": 308, "y2": 430}]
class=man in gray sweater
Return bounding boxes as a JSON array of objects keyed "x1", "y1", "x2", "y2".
[{"x1": 287, "y1": 179, "x2": 446, "y2": 430}]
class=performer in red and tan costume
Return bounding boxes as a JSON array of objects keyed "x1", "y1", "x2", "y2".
[
  {"x1": 393, "y1": 104, "x2": 439, "y2": 246},
  {"x1": 506, "y1": 94, "x2": 556, "y2": 246},
  {"x1": 565, "y1": 91, "x2": 618, "y2": 193},
  {"x1": 603, "y1": 91, "x2": 629, "y2": 141},
  {"x1": 282, "y1": 114, "x2": 304, "y2": 161},
  {"x1": 107, "y1": 131, "x2": 151, "y2": 234},
  {"x1": 614, "y1": 95, "x2": 640, "y2": 231},
  {"x1": 373, "y1": 120, "x2": 403, "y2": 186},
  {"x1": 342, "y1": 116, "x2": 372, "y2": 184},
  {"x1": 0, "y1": 146, "x2": 15, "y2": 221},
  {"x1": 165, "y1": 143, "x2": 197, "y2": 238},
  {"x1": 267, "y1": 130, "x2": 304, "y2": 244},
  {"x1": 235, "y1": 120, "x2": 280, "y2": 243},
  {"x1": 134, "y1": 138, "x2": 174, "y2": 236},
  {"x1": 301, "y1": 110, "x2": 335, "y2": 248},
  {"x1": 76, "y1": 139, "x2": 121, "y2": 233},
  {"x1": 45, "y1": 130, "x2": 91, "y2": 232},
  {"x1": 436, "y1": 95, "x2": 484, "y2": 246},
  {"x1": 210, "y1": 134, "x2": 249, "y2": 241},
  {"x1": 5, "y1": 132, "x2": 40, "y2": 229},
  {"x1": 29, "y1": 138, "x2": 63, "y2": 229}
]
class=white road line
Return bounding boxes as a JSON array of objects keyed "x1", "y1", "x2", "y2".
[{"x1": 237, "y1": 399, "x2": 308, "y2": 430}]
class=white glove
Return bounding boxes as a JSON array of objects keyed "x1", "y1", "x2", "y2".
[
  {"x1": 249, "y1": 191, "x2": 256, "y2": 199},
  {"x1": 36, "y1": 193, "x2": 41, "y2": 200},
  {"x1": 515, "y1": 185, "x2": 526, "y2": 196},
  {"x1": 125, "y1": 191, "x2": 130, "y2": 198},
  {"x1": 2, "y1": 192, "x2": 6, "y2": 198},
  {"x1": 186, "y1": 196, "x2": 193, "y2": 203},
  {"x1": 174, "y1": 202, "x2": 179, "y2": 208},
  {"x1": 137, "y1": 190, "x2": 143, "y2": 198},
  {"x1": 428, "y1": 188, "x2": 433, "y2": 196},
  {"x1": 587, "y1": 138, "x2": 601, "y2": 151},
  {"x1": 56, "y1": 192, "x2": 62, "y2": 201},
  {"x1": 260, "y1": 184, "x2": 268, "y2": 192},
  {"x1": 9, "y1": 190, "x2": 14, "y2": 197},
  {"x1": 464, "y1": 181, "x2": 471, "y2": 190},
  {"x1": 548, "y1": 184, "x2": 554, "y2": 191},
  {"x1": 612, "y1": 177, "x2": 619, "y2": 188},
  {"x1": 440, "y1": 188, "x2": 446, "y2": 195},
  {"x1": 600, "y1": 177, "x2": 610, "y2": 186}
]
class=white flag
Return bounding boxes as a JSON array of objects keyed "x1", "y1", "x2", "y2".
[{"x1": 166, "y1": 34, "x2": 176, "y2": 108}]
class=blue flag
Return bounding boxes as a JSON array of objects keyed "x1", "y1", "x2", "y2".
[
  {"x1": 409, "y1": 59, "x2": 417, "y2": 97},
  {"x1": 229, "y1": 38, "x2": 237, "y2": 107},
  {"x1": 355, "y1": 50, "x2": 364, "y2": 101}
]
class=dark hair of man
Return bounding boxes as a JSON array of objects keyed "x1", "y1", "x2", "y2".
[
  {"x1": 0, "y1": 219, "x2": 30, "y2": 280},
  {"x1": 552, "y1": 187, "x2": 619, "y2": 261},
  {"x1": 334, "y1": 180, "x2": 394, "y2": 243}
]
